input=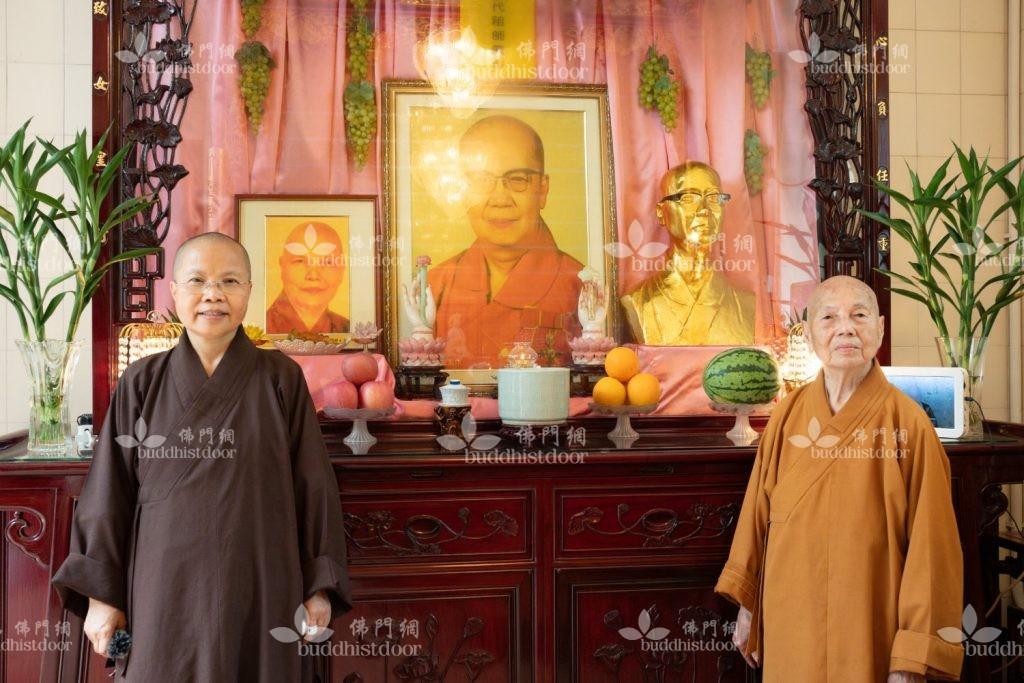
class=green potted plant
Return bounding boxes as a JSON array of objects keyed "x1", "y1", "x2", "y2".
[
  {"x1": 0, "y1": 122, "x2": 158, "y2": 455},
  {"x1": 859, "y1": 146, "x2": 1024, "y2": 438}
]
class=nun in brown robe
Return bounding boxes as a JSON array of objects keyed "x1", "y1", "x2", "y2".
[{"x1": 51, "y1": 233, "x2": 352, "y2": 681}]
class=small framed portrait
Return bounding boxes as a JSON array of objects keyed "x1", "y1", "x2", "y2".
[
  {"x1": 235, "y1": 195, "x2": 378, "y2": 339},
  {"x1": 381, "y1": 80, "x2": 618, "y2": 370}
]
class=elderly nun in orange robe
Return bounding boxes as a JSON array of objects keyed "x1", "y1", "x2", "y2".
[{"x1": 715, "y1": 275, "x2": 965, "y2": 682}]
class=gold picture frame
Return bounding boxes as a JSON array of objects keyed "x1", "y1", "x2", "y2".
[
  {"x1": 381, "y1": 80, "x2": 619, "y2": 372},
  {"x1": 235, "y1": 194, "x2": 379, "y2": 341}
]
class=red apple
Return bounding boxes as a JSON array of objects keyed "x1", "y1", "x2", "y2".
[
  {"x1": 359, "y1": 381, "x2": 394, "y2": 410},
  {"x1": 323, "y1": 380, "x2": 358, "y2": 410},
  {"x1": 342, "y1": 352, "x2": 379, "y2": 386}
]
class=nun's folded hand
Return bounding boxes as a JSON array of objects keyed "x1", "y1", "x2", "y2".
[
  {"x1": 84, "y1": 597, "x2": 126, "y2": 656},
  {"x1": 302, "y1": 589, "x2": 331, "y2": 642}
]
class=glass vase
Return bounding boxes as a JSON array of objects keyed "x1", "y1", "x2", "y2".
[
  {"x1": 15, "y1": 340, "x2": 83, "y2": 457},
  {"x1": 935, "y1": 336, "x2": 988, "y2": 440}
]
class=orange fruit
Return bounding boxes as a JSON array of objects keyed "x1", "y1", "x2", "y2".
[
  {"x1": 604, "y1": 346, "x2": 640, "y2": 382},
  {"x1": 627, "y1": 373, "x2": 661, "y2": 406},
  {"x1": 592, "y1": 376, "x2": 627, "y2": 406}
]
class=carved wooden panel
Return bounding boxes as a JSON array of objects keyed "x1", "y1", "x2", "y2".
[
  {"x1": 341, "y1": 491, "x2": 531, "y2": 564},
  {"x1": 331, "y1": 570, "x2": 531, "y2": 682},
  {"x1": 798, "y1": 0, "x2": 891, "y2": 360},
  {"x1": 555, "y1": 566, "x2": 746, "y2": 683},
  {"x1": 556, "y1": 488, "x2": 742, "y2": 560}
]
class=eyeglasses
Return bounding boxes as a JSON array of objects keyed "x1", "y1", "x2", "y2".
[
  {"x1": 661, "y1": 190, "x2": 732, "y2": 209},
  {"x1": 174, "y1": 278, "x2": 250, "y2": 294},
  {"x1": 464, "y1": 168, "x2": 543, "y2": 194}
]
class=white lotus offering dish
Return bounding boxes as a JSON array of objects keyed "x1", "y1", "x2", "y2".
[
  {"x1": 350, "y1": 321, "x2": 383, "y2": 351},
  {"x1": 398, "y1": 337, "x2": 446, "y2": 366},
  {"x1": 568, "y1": 335, "x2": 616, "y2": 365},
  {"x1": 273, "y1": 338, "x2": 347, "y2": 355}
]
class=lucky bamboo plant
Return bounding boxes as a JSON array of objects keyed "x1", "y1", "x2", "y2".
[
  {"x1": 0, "y1": 122, "x2": 159, "y2": 342},
  {"x1": 858, "y1": 146, "x2": 1024, "y2": 389}
]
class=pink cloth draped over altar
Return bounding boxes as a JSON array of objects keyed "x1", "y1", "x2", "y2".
[{"x1": 162, "y1": 0, "x2": 817, "y2": 416}]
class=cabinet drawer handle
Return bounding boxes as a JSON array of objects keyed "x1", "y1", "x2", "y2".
[
  {"x1": 410, "y1": 469, "x2": 445, "y2": 479},
  {"x1": 640, "y1": 465, "x2": 674, "y2": 475}
]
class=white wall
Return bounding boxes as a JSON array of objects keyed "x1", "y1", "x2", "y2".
[
  {"x1": 0, "y1": 0, "x2": 94, "y2": 437},
  {"x1": 888, "y1": 0, "x2": 1014, "y2": 422}
]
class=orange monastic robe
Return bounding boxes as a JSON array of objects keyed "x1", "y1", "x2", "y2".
[
  {"x1": 428, "y1": 224, "x2": 583, "y2": 368},
  {"x1": 715, "y1": 359, "x2": 965, "y2": 681}
]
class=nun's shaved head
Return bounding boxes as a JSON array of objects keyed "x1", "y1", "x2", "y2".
[
  {"x1": 172, "y1": 232, "x2": 251, "y2": 281},
  {"x1": 806, "y1": 275, "x2": 879, "y2": 322}
]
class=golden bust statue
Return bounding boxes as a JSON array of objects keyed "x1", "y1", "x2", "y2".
[{"x1": 621, "y1": 162, "x2": 756, "y2": 345}]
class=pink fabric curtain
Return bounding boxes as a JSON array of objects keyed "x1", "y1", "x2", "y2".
[{"x1": 161, "y1": 0, "x2": 818, "y2": 415}]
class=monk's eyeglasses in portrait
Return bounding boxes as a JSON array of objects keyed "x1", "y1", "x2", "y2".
[
  {"x1": 464, "y1": 168, "x2": 543, "y2": 194},
  {"x1": 661, "y1": 190, "x2": 732, "y2": 209},
  {"x1": 175, "y1": 277, "x2": 251, "y2": 294}
]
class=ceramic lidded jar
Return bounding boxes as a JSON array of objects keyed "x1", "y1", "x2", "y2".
[{"x1": 439, "y1": 379, "x2": 470, "y2": 407}]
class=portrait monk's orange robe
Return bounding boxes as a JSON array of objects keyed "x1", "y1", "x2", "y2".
[
  {"x1": 266, "y1": 292, "x2": 349, "y2": 334},
  {"x1": 428, "y1": 223, "x2": 583, "y2": 368},
  {"x1": 715, "y1": 359, "x2": 965, "y2": 681}
]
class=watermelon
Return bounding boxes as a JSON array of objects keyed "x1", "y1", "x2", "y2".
[{"x1": 702, "y1": 348, "x2": 781, "y2": 405}]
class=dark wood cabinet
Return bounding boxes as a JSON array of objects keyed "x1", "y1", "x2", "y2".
[{"x1": 0, "y1": 418, "x2": 1022, "y2": 682}]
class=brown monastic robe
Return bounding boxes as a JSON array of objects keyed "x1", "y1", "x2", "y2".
[
  {"x1": 51, "y1": 325, "x2": 353, "y2": 681},
  {"x1": 715, "y1": 359, "x2": 965, "y2": 681}
]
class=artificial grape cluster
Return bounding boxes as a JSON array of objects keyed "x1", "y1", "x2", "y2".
[
  {"x1": 236, "y1": 41, "x2": 275, "y2": 130},
  {"x1": 745, "y1": 44, "x2": 774, "y2": 109},
  {"x1": 744, "y1": 129, "x2": 767, "y2": 195},
  {"x1": 344, "y1": 82, "x2": 375, "y2": 168},
  {"x1": 638, "y1": 45, "x2": 680, "y2": 132},
  {"x1": 347, "y1": 15, "x2": 374, "y2": 81},
  {"x1": 240, "y1": 0, "x2": 266, "y2": 39},
  {"x1": 344, "y1": 0, "x2": 376, "y2": 169}
]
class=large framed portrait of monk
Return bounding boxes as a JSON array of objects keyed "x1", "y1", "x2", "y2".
[
  {"x1": 381, "y1": 80, "x2": 618, "y2": 371},
  {"x1": 235, "y1": 195, "x2": 378, "y2": 340}
]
